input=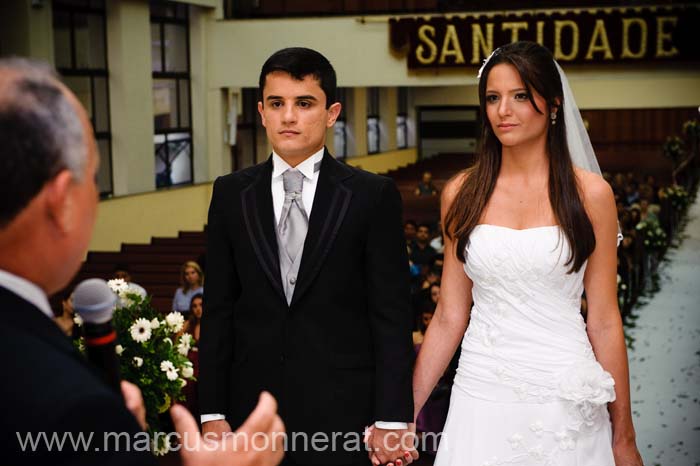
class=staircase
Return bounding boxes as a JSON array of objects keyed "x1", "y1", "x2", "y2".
[{"x1": 55, "y1": 231, "x2": 206, "y2": 314}]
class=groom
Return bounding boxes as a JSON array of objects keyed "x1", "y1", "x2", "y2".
[{"x1": 199, "y1": 47, "x2": 415, "y2": 465}]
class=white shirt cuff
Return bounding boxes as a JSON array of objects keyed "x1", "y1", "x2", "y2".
[
  {"x1": 374, "y1": 421, "x2": 408, "y2": 430},
  {"x1": 201, "y1": 413, "x2": 226, "y2": 424}
]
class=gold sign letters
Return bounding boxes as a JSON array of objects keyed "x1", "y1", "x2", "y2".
[{"x1": 389, "y1": 6, "x2": 699, "y2": 69}]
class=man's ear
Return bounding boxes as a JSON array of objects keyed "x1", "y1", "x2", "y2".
[
  {"x1": 326, "y1": 102, "x2": 342, "y2": 128},
  {"x1": 44, "y1": 170, "x2": 75, "y2": 234},
  {"x1": 257, "y1": 101, "x2": 267, "y2": 128}
]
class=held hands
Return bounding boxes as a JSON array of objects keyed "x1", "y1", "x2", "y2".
[{"x1": 365, "y1": 424, "x2": 419, "y2": 466}]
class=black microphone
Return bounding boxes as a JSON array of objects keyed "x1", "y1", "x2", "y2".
[{"x1": 73, "y1": 278, "x2": 122, "y2": 394}]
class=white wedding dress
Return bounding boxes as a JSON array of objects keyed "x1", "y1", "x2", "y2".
[{"x1": 434, "y1": 225, "x2": 616, "y2": 466}]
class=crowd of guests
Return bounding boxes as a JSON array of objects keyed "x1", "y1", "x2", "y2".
[
  {"x1": 403, "y1": 218, "x2": 452, "y2": 457},
  {"x1": 604, "y1": 171, "x2": 684, "y2": 314}
]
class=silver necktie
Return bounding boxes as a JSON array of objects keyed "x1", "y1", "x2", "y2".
[{"x1": 278, "y1": 168, "x2": 308, "y2": 262}]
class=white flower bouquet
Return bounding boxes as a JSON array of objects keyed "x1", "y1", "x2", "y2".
[
  {"x1": 75, "y1": 279, "x2": 196, "y2": 455},
  {"x1": 662, "y1": 136, "x2": 685, "y2": 165},
  {"x1": 635, "y1": 218, "x2": 668, "y2": 251},
  {"x1": 659, "y1": 184, "x2": 689, "y2": 211}
]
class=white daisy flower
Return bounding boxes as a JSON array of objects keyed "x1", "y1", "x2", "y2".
[
  {"x1": 160, "y1": 360, "x2": 176, "y2": 373},
  {"x1": 152, "y1": 438, "x2": 169, "y2": 456},
  {"x1": 133, "y1": 356, "x2": 143, "y2": 367},
  {"x1": 107, "y1": 278, "x2": 129, "y2": 296},
  {"x1": 165, "y1": 312, "x2": 185, "y2": 333},
  {"x1": 130, "y1": 318, "x2": 152, "y2": 343},
  {"x1": 177, "y1": 333, "x2": 192, "y2": 356},
  {"x1": 150, "y1": 318, "x2": 160, "y2": 329},
  {"x1": 166, "y1": 369, "x2": 179, "y2": 381}
]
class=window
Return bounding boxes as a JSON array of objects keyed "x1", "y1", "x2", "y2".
[
  {"x1": 334, "y1": 88, "x2": 347, "y2": 159},
  {"x1": 367, "y1": 87, "x2": 380, "y2": 154},
  {"x1": 397, "y1": 87, "x2": 409, "y2": 149},
  {"x1": 53, "y1": 0, "x2": 112, "y2": 196},
  {"x1": 150, "y1": 1, "x2": 193, "y2": 188},
  {"x1": 230, "y1": 88, "x2": 259, "y2": 172}
]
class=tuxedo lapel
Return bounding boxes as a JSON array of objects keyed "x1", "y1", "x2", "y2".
[
  {"x1": 291, "y1": 150, "x2": 353, "y2": 307},
  {"x1": 240, "y1": 159, "x2": 286, "y2": 301}
]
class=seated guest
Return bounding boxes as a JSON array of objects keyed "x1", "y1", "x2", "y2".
[
  {"x1": 624, "y1": 183, "x2": 640, "y2": 206},
  {"x1": 410, "y1": 223, "x2": 437, "y2": 267},
  {"x1": 53, "y1": 289, "x2": 76, "y2": 337},
  {"x1": 404, "y1": 219, "x2": 417, "y2": 254},
  {"x1": 113, "y1": 264, "x2": 147, "y2": 298},
  {"x1": 429, "y1": 282, "x2": 440, "y2": 306},
  {"x1": 173, "y1": 260, "x2": 204, "y2": 314},
  {"x1": 412, "y1": 282, "x2": 440, "y2": 332},
  {"x1": 415, "y1": 171, "x2": 438, "y2": 197},
  {"x1": 615, "y1": 197, "x2": 625, "y2": 217},
  {"x1": 413, "y1": 306, "x2": 435, "y2": 346},
  {"x1": 181, "y1": 293, "x2": 203, "y2": 419},
  {"x1": 645, "y1": 174, "x2": 660, "y2": 203},
  {"x1": 420, "y1": 267, "x2": 441, "y2": 291},
  {"x1": 183, "y1": 293, "x2": 203, "y2": 343},
  {"x1": 629, "y1": 203, "x2": 642, "y2": 226}
]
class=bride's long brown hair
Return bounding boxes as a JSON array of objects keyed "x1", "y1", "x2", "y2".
[{"x1": 444, "y1": 41, "x2": 595, "y2": 273}]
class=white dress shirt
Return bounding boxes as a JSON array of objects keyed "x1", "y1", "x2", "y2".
[
  {"x1": 0, "y1": 268, "x2": 53, "y2": 318},
  {"x1": 202, "y1": 149, "x2": 407, "y2": 430}
]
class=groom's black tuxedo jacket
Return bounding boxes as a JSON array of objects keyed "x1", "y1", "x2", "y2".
[
  {"x1": 0, "y1": 286, "x2": 154, "y2": 466},
  {"x1": 199, "y1": 149, "x2": 414, "y2": 465}
]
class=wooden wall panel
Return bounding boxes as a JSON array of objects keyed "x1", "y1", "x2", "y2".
[
  {"x1": 580, "y1": 108, "x2": 697, "y2": 182},
  {"x1": 228, "y1": 0, "x2": 675, "y2": 18}
]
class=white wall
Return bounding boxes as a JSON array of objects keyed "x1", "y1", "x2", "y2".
[{"x1": 205, "y1": 16, "x2": 700, "y2": 109}]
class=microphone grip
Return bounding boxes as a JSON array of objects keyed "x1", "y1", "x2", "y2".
[{"x1": 83, "y1": 321, "x2": 122, "y2": 395}]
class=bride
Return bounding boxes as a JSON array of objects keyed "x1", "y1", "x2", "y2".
[{"x1": 412, "y1": 42, "x2": 643, "y2": 465}]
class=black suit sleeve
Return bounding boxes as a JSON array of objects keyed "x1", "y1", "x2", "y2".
[
  {"x1": 199, "y1": 177, "x2": 241, "y2": 416},
  {"x1": 51, "y1": 395, "x2": 156, "y2": 466},
  {"x1": 366, "y1": 178, "x2": 415, "y2": 422}
]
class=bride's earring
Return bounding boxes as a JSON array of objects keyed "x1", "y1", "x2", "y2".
[{"x1": 550, "y1": 111, "x2": 557, "y2": 125}]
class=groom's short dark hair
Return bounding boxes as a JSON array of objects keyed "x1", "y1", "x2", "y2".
[{"x1": 258, "y1": 47, "x2": 337, "y2": 109}]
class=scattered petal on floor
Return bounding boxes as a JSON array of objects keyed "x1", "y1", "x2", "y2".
[{"x1": 627, "y1": 194, "x2": 700, "y2": 465}]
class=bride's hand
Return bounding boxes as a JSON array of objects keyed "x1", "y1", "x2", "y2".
[{"x1": 613, "y1": 438, "x2": 643, "y2": 466}]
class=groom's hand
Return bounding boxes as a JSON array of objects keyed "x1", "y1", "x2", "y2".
[
  {"x1": 368, "y1": 426, "x2": 418, "y2": 466},
  {"x1": 202, "y1": 419, "x2": 233, "y2": 440},
  {"x1": 172, "y1": 391, "x2": 285, "y2": 466}
]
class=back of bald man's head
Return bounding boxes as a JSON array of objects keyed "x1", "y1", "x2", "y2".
[{"x1": 0, "y1": 57, "x2": 88, "y2": 228}]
